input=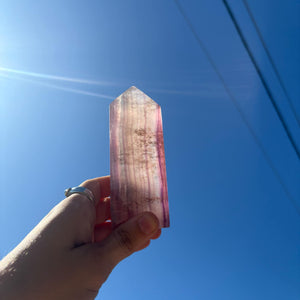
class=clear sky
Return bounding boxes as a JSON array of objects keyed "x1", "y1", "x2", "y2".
[{"x1": 1, "y1": 1, "x2": 299, "y2": 299}]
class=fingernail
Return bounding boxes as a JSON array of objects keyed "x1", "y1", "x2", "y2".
[{"x1": 138, "y1": 213, "x2": 159, "y2": 235}]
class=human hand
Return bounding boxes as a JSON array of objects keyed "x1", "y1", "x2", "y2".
[{"x1": 0, "y1": 176, "x2": 161, "y2": 300}]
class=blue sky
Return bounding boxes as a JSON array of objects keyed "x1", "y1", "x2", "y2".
[{"x1": 1, "y1": 0, "x2": 299, "y2": 299}]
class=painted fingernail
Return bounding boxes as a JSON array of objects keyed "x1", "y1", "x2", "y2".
[{"x1": 138, "y1": 213, "x2": 159, "y2": 235}]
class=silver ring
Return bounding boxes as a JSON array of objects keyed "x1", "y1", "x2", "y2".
[{"x1": 64, "y1": 186, "x2": 95, "y2": 205}]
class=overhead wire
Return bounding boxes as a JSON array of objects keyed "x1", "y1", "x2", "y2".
[
  {"x1": 223, "y1": 0, "x2": 300, "y2": 160},
  {"x1": 243, "y1": 0, "x2": 300, "y2": 127},
  {"x1": 173, "y1": 0, "x2": 300, "y2": 215}
]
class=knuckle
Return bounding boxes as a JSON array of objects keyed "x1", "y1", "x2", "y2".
[
  {"x1": 113, "y1": 228, "x2": 134, "y2": 254},
  {"x1": 82, "y1": 179, "x2": 92, "y2": 186},
  {"x1": 66, "y1": 194, "x2": 95, "y2": 220}
]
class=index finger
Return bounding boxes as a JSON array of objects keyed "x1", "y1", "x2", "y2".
[{"x1": 80, "y1": 175, "x2": 110, "y2": 206}]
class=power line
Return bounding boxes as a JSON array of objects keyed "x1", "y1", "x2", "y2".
[
  {"x1": 223, "y1": 0, "x2": 300, "y2": 160},
  {"x1": 173, "y1": 0, "x2": 300, "y2": 215},
  {"x1": 243, "y1": 0, "x2": 300, "y2": 127}
]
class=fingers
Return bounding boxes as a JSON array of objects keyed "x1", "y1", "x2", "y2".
[
  {"x1": 95, "y1": 197, "x2": 111, "y2": 225},
  {"x1": 80, "y1": 176, "x2": 111, "y2": 224},
  {"x1": 94, "y1": 217, "x2": 160, "y2": 243},
  {"x1": 92, "y1": 212, "x2": 159, "y2": 271},
  {"x1": 94, "y1": 222, "x2": 112, "y2": 242},
  {"x1": 80, "y1": 176, "x2": 110, "y2": 206}
]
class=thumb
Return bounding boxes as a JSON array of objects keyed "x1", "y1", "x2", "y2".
[
  {"x1": 90, "y1": 212, "x2": 159, "y2": 280},
  {"x1": 103, "y1": 212, "x2": 159, "y2": 264}
]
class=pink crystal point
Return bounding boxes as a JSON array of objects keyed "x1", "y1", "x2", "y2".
[{"x1": 110, "y1": 86, "x2": 169, "y2": 228}]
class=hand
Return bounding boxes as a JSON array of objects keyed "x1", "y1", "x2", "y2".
[{"x1": 0, "y1": 176, "x2": 161, "y2": 300}]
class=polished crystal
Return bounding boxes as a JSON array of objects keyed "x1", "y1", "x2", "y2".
[{"x1": 110, "y1": 86, "x2": 169, "y2": 228}]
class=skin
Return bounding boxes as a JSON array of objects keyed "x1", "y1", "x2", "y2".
[{"x1": 0, "y1": 176, "x2": 161, "y2": 300}]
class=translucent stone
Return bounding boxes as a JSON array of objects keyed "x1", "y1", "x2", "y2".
[{"x1": 110, "y1": 86, "x2": 169, "y2": 228}]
